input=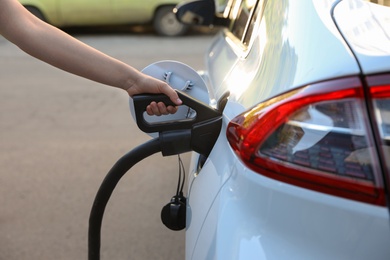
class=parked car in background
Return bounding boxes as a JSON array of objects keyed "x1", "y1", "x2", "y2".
[
  {"x1": 172, "y1": 0, "x2": 390, "y2": 259},
  {"x1": 19, "y1": 0, "x2": 189, "y2": 36}
]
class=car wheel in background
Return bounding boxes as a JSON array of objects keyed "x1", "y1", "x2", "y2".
[
  {"x1": 153, "y1": 6, "x2": 189, "y2": 37},
  {"x1": 25, "y1": 6, "x2": 46, "y2": 21}
]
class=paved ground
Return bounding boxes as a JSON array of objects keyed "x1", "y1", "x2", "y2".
[{"x1": 0, "y1": 26, "x2": 216, "y2": 260}]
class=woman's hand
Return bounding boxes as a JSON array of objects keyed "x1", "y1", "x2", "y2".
[{"x1": 126, "y1": 73, "x2": 182, "y2": 116}]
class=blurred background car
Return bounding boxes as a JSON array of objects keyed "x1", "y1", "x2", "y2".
[
  {"x1": 19, "y1": 0, "x2": 189, "y2": 36},
  {"x1": 170, "y1": 0, "x2": 390, "y2": 259}
]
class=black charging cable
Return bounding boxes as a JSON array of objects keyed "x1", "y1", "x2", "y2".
[
  {"x1": 176, "y1": 155, "x2": 185, "y2": 199},
  {"x1": 88, "y1": 138, "x2": 162, "y2": 260}
]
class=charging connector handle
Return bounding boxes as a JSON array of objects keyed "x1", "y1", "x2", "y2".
[
  {"x1": 133, "y1": 90, "x2": 221, "y2": 133},
  {"x1": 133, "y1": 90, "x2": 223, "y2": 156}
]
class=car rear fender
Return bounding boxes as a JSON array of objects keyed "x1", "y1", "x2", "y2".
[
  {"x1": 332, "y1": 0, "x2": 390, "y2": 74},
  {"x1": 206, "y1": 0, "x2": 361, "y2": 112}
]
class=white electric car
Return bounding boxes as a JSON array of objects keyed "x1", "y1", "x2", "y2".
[{"x1": 173, "y1": 0, "x2": 390, "y2": 259}]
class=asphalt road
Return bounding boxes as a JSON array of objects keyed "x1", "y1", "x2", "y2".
[{"x1": 0, "y1": 27, "x2": 216, "y2": 260}]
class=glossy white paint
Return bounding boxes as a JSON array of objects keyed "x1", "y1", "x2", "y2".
[
  {"x1": 206, "y1": 0, "x2": 360, "y2": 112},
  {"x1": 187, "y1": 119, "x2": 390, "y2": 259},
  {"x1": 191, "y1": 156, "x2": 390, "y2": 259},
  {"x1": 333, "y1": 0, "x2": 390, "y2": 74},
  {"x1": 186, "y1": 0, "x2": 390, "y2": 259}
]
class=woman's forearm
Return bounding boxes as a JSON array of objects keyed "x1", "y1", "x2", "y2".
[
  {"x1": 12, "y1": 12, "x2": 139, "y2": 91},
  {"x1": 0, "y1": 0, "x2": 181, "y2": 110}
]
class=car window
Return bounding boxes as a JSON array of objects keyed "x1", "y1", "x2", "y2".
[
  {"x1": 230, "y1": 0, "x2": 257, "y2": 42},
  {"x1": 242, "y1": 0, "x2": 266, "y2": 46},
  {"x1": 228, "y1": 0, "x2": 267, "y2": 49}
]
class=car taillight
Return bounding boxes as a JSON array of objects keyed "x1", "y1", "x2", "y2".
[
  {"x1": 227, "y1": 77, "x2": 386, "y2": 206},
  {"x1": 367, "y1": 74, "x2": 390, "y2": 180}
]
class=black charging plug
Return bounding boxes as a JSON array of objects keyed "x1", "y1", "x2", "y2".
[{"x1": 133, "y1": 90, "x2": 223, "y2": 157}]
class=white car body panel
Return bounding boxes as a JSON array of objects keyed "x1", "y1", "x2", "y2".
[
  {"x1": 334, "y1": 0, "x2": 390, "y2": 74},
  {"x1": 206, "y1": 0, "x2": 360, "y2": 113},
  {"x1": 187, "y1": 126, "x2": 390, "y2": 260},
  {"x1": 186, "y1": 0, "x2": 390, "y2": 259}
]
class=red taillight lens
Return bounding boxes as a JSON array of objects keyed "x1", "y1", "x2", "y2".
[
  {"x1": 367, "y1": 74, "x2": 390, "y2": 177},
  {"x1": 227, "y1": 77, "x2": 386, "y2": 206}
]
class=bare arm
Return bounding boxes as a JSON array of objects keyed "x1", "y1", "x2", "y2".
[{"x1": 0, "y1": 0, "x2": 181, "y2": 114}]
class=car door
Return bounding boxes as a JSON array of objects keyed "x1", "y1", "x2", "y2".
[
  {"x1": 111, "y1": 0, "x2": 154, "y2": 24},
  {"x1": 57, "y1": 0, "x2": 113, "y2": 26}
]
